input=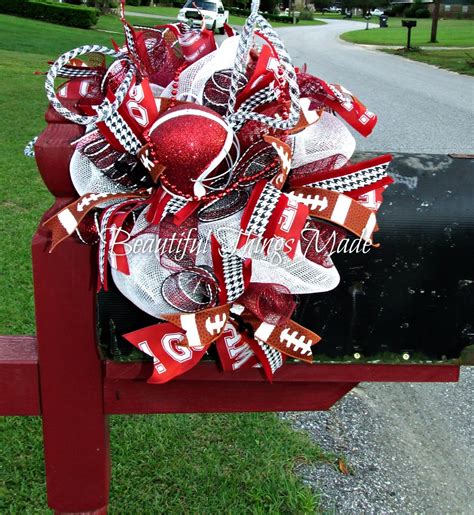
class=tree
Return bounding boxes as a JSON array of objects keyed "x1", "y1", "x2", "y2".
[
  {"x1": 87, "y1": 0, "x2": 113, "y2": 14},
  {"x1": 430, "y1": 0, "x2": 441, "y2": 43},
  {"x1": 260, "y1": 0, "x2": 278, "y2": 13},
  {"x1": 312, "y1": 0, "x2": 331, "y2": 12}
]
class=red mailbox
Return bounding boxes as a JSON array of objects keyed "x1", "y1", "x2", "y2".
[{"x1": 1, "y1": 6, "x2": 473, "y2": 513}]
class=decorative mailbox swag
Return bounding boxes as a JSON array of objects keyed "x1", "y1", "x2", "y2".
[{"x1": 36, "y1": 0, "x2": 397, "y2": 383}]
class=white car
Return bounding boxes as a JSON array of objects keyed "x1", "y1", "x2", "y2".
[
  {"x1": 322, "y1": 6, "x2": 342, "y2": 14},
  {"x1": 370, "y1": 8, "x2": 385, "y2": 16},
  {"x1": 177, "y1": 0, "x2": 229, "y2": 34}
]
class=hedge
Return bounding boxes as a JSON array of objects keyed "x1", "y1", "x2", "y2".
[
  {"x1": 0, "y1": 0, "x2": 99, "y2": 29},
  {"x1": 404, "y1": 4, "x2": 431, "y2": 18}
]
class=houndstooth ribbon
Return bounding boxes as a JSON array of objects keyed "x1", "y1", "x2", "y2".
[
  {"x1": 226, "y1": 0, "x2": 300, "y2": 131},
  {"x1": 45, "y1": 45, "x2": 135, "y2": 125}
]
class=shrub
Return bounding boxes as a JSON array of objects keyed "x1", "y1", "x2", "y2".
[
  {"x1": 0, "y1": 0, "x2": 99, "y2": 28},
  {"x1": 298, "y1": 9, "x2": 314, "y2": 20},
  {"x1": 229, "y1": 7, "x2": 251, "y2": 16},
  {"x1": 390, "y1": 3, "x2": 406, "y2": 16},
  {"x1": 127, "y1": 0, "x2": 141, "y2": 5},
  {"x1": 64, "y1": 0, "x2": 83, "y2": 5},
  {"x1": 415, "y1": 7, "x2": 430, "y2": 18},
  {"x1": 266, "y1": 13, "x2": 298, "y2": 23},
  {"x1": 403, "y1": 4, "x2": 430, "y2": 18}
]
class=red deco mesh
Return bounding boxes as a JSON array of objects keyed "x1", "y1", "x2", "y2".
[
  {"x1": 240, "y1": 283, "x2": 296, "y2": 325},
  {"x1": 288, "y1": 154, "x2": 343, "y2": 186},
  {"x1": 141, "y1": 28, "x2": 184, "y2": 87},
  {"x1": 297, "y1": 73, "x2": 326, "y2": 110},
  {"x1": 231, "y1": 140, "x2": 280, "y2": 185},
  {"x1": 102, "y1": 59, "x2": 131, "y2": 93}
]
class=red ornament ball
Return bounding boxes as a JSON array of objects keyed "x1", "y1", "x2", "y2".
[{"x1": 148, "y1": 103, "x2": 234, "y2": 199}]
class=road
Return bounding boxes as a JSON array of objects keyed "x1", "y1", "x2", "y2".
[
  {"x1": 282, "y1": 368, "x2": 474, "y2": 513},
  {"x1": 273, "y1": 20, "x2": 473, "y2": 513},
  {"x1": 275, "y1": 20, "x2": 474, "y2": 154}
]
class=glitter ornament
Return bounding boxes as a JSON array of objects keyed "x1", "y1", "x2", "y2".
[{"x1": 148, "y1": 104, "x2": 234, "y2": 199}]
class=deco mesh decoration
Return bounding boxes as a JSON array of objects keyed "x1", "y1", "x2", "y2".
[{"x1": 37, "y1": 0, "x2": 394, "y2": 382}]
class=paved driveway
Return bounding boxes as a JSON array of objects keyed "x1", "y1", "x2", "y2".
[
  {"x1": 274, "y1": 20, "x2": 473, "y2": 514},
  {"x1": 275, "y1": 20, "x2": 474, "y2": 154}
]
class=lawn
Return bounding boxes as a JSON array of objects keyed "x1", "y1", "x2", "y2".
[
  {"x1": 125, "y1": 4, "x2": 326, "y2": 27},
  {"x1": 0, "y1": 13, "x2": 331, "y2": 512},
  {"x1": 341, "y1": 18, "x2": 474, "y2": 47},
  {"x1": 314, "y1": 12, "x2": 366, "y2": 22},
  {"x1": 383, "y1": 48, "x2": 474, "y2": 76}
]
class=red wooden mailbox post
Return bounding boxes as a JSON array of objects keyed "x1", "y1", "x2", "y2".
[{"x1": 0, "y1": 107, "x2": 461, "y2": 514}]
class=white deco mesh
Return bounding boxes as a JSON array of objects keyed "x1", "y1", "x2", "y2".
[
  {"x1": 161, "y1": 36, "x2": 240, "y2": 105},
  {"x1": 112, "y1": 202, "x2": 341, "y2": 317},
  {"x1": 70, "y1": 150, "x2": 130, "y2": 196},
  {"x1": 111, "y1": 206, "x2": 177, "y2": 318},
  {"x1": 197, "y1": 210, "x2": 340, "y2": 295},
  {"x1": 290, "y1": 111, "x2": 356, "y2": 169}
]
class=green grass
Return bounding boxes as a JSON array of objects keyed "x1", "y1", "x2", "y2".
[
  {"x1": 125, "y1": 4, "x2": 325, "y2": 27},
  {"x1": 314, "y1": 13, "x2": 366, "y2": 22},
  {"x1": 0, "y1": 13, "x2": 331, "y2": 512},
  {"x1": 341, "y1": 18, "x2": 474, "y2": 47},
  {"x1": 0, "y1": 413, "x2": 330, "y2": 512},
  {"x1": 383, "y1": 48, "x2": 474, "y2": 76},
  {"x1": 125, "y1": 4, "x2": 179, "y2": 18},
  {"x1": 95, "y1": 13, "x2": 172, "y2": 33}
]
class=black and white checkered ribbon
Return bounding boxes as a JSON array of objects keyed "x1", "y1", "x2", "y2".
[
  {"x1": 57, "y1": 66, "x2": 103, "y2": 79},
  {"x1": 123, "y1": 22, "x2": 140, "y2": 65},
  {"x1": 310, "y1": 163, "x2": 390, "y2": 193},
  {"x1": 226, "y1": 0, "x2": 300, "y2": 131},
  {"x1": 45, "y1": 45, "x2": 135, "y2": 125},
  {"x1": 98, "y1": 105, "x2": 142, "y2": 155},
  {"x1": 229, "y1": 85, "x2": 278, "y2": 131},
  {"x1": 220, "y1": 251, "x2": 246, "y2": 302},
  {"x1": 256, "y1": 339, "x2": 283, "y2": 374},
  {"x1": 24, "y1": 137, "x2": 38, "y2": 158},
  {"x1": 246, "y1": 182, "x2": 281, "y2": 237},
  {"x1": 161, "y1": 196, "x2": 189, "y2": 221}
]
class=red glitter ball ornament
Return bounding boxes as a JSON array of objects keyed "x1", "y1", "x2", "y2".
[{"x1": 148, "y1": 103, "x2": 234, "y2": 199}]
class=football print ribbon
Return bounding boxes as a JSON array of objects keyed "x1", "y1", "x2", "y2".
[
  {"x1": 253, "y1": 318, "x2": 319, "y2": 363},
  {"x1": 289, "y1": 187, "x2": 378, "y2": 242},
  {"x1": 43, "y1": 191, "x2": 147, "y2": 251},
  {"x1": 160, "y1": 304, "x2": 231, "y2": 348}
]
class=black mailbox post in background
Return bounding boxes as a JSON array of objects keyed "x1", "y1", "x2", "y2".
[{"x1": 402, "y1": 19, "x2": 417, "y2": 49}]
